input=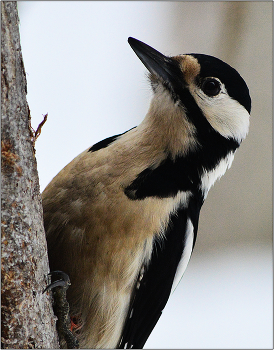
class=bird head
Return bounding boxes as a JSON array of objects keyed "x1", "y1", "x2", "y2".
[{"x1": 128, "y1": 37, "x2": 251, "y2": 144}]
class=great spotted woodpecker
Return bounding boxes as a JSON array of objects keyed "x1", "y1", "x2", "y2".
[{"x1": 43, "y1": 37, "x2": 251, "y2": 348}]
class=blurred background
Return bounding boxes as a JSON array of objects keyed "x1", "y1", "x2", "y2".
[{"x1": 18, "y1": 2, "x2": 272, "y2": 348}]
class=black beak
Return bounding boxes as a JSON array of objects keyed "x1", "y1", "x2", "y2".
[{"x1": 128, "y1": 37, "x2": 181, "y2": 88}]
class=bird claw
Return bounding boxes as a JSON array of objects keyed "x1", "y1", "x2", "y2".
[
  {"x1": 44, "y1": 271, "x2": 79, "y2": 349},
  {"x1": 43, "y1": 270, "x2": 71, "y2": 293}
]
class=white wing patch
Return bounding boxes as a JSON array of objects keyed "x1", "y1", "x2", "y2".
[
  {"x1": 171, "y1": 218, "x2": 194, "y2": 294},
  {"x1": 170, "y1": 153, "x2": 234, "y2": 294}
]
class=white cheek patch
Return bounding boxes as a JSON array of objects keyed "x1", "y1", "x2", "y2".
[
  {"x1": 191, "y1": 87, "x2": 250, "y2": 143},
  {"x1": 171, "y1": 218, "x2": 194, "y2": 294}
]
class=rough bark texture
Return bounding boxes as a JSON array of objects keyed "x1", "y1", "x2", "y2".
[{"x1": 1, "y1": 2, "x2": 59, "y2": 348}]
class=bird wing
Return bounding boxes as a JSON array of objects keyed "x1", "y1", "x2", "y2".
[{"x1": 118, "y1": 201, "x2": 201, "y2": 349}]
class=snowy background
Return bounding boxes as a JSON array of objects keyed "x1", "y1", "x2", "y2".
[{"x1": 18, "y1": 2, "x2": 272, "y2": 348}]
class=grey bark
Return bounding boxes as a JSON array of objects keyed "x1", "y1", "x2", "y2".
[{"x1": 1, "y1": 1, "x2": 59, "y2": 348}]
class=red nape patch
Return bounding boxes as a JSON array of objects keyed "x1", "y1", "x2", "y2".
[{"x1": 70, "y1": 314, "x2": 83, "y2": 333}]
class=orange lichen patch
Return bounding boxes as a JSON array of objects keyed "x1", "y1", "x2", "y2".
[
  {"x1": 1, "y1": 140, "x2": 19, "y2": 166},
  {"x1": 176, "y1": 54, "x2": 200, "y2": 85},
  {"x1": 1, "y1": 140, "x2": 23, "y2": 176}
]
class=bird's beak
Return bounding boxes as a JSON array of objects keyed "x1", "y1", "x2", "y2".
[{"x1": 128, "y1": 37, "x2": 181, "y2": 88}]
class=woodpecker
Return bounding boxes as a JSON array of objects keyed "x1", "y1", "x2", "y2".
[{"x1": 42, "y1": 37, "x2": 251, "y2": 349}]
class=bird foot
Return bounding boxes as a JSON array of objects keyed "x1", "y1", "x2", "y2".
[{"x1": 44, "y1": 271, "x2": 79, "y2": 349}]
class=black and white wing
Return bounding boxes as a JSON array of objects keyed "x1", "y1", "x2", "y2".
[{"x1": 118, "y1": 199, "x2": 201, "y2": 349}]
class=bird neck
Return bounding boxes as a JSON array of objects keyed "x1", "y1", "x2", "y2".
[{"x1": 138, "y1": 87, "x2": 198, "y2": 159}]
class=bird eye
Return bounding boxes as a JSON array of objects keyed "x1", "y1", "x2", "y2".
[{"x1": 201, "y1": 78, "x2": 221, "y2": 97}]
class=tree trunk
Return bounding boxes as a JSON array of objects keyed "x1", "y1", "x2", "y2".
[{"x1": 1, "y1": 2, "x2": 59, "y2": 348}]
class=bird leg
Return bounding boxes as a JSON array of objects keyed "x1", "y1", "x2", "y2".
[{"x1": 44, "y1": 271, "x2": 79, "y2": 349}]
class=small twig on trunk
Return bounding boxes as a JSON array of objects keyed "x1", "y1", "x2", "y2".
[{"x1": 29, "y1": 112, "x2": 48, "y2": 149}]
